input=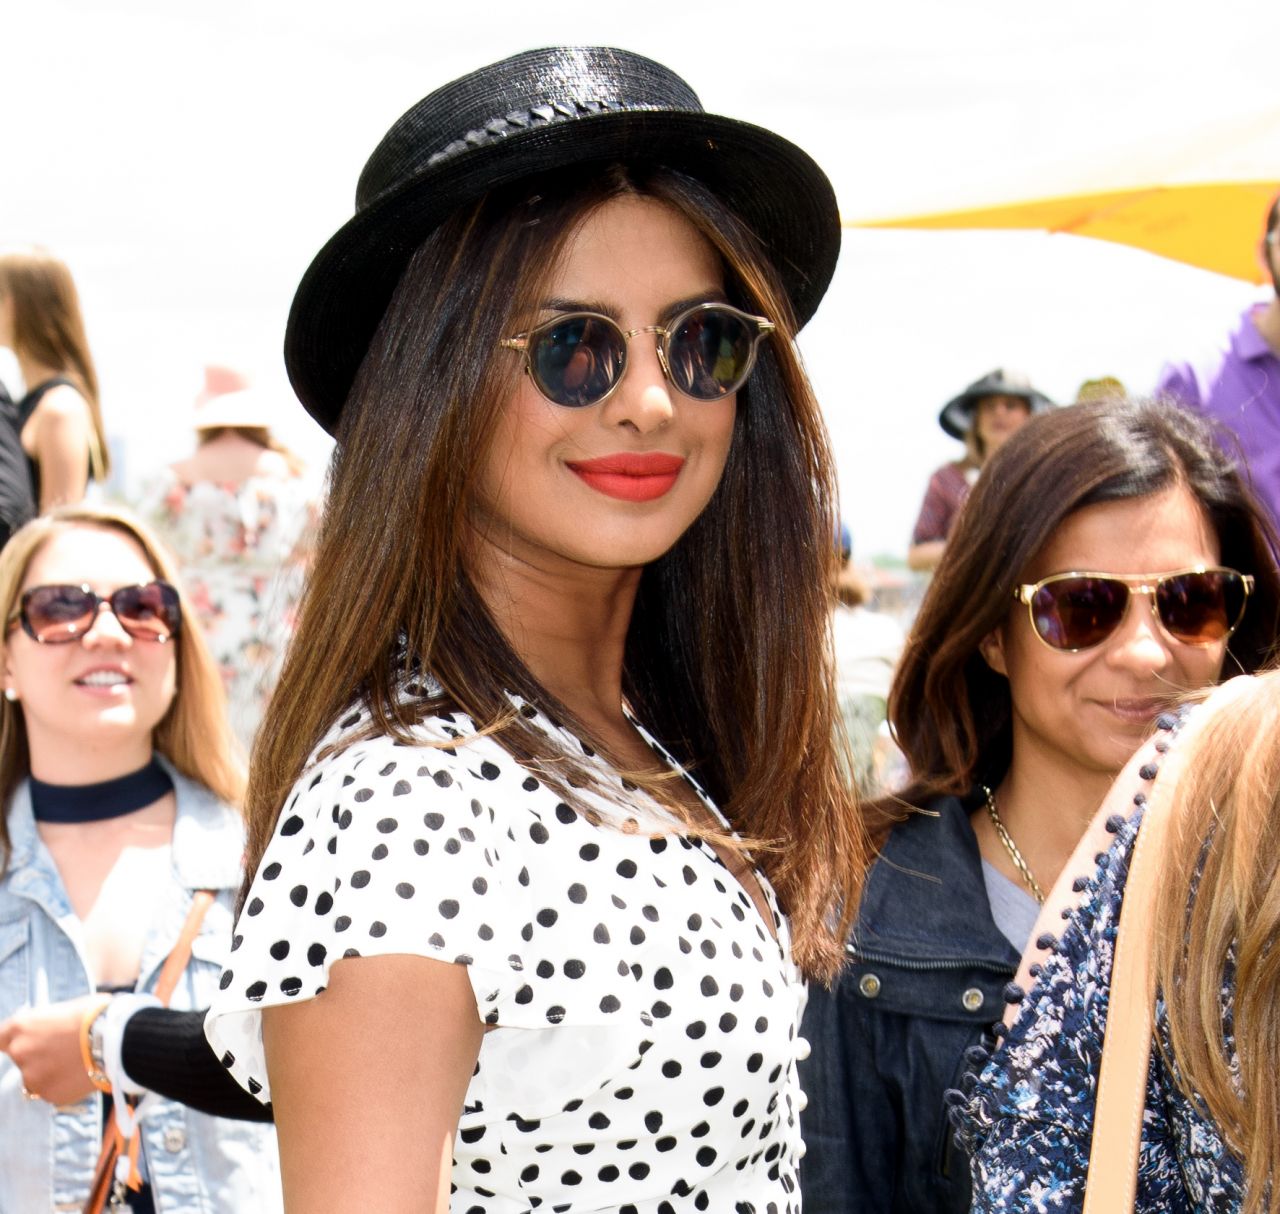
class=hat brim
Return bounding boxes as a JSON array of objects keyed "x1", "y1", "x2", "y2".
[
  {"x1": 938, "y1": 389, "x2": 1054, "y2": 439},
  {"x1": 285, "y1": 109, "x2": 840, "y2": 434}
]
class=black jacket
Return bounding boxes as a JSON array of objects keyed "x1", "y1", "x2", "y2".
[{"x1": 798, "y1": 791, "x2": 1021, "y2": 1212}]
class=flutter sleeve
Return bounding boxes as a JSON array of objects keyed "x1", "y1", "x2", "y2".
[{"x1": 205, "y1": 717, "x2": 525, "y2": 1103}]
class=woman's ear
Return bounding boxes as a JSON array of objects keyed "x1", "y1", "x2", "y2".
[
  {"x1": 2, "y1": 648, "x2": 17, "y2": 701},
  {"x1": 978, "y1": 627, "x2": 1008, "y2": 675}
]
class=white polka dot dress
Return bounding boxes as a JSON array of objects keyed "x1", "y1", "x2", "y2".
[{"x1": 206, "y1": 696, "x2": 808, "y2": 1212}]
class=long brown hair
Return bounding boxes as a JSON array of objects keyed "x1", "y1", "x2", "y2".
[
  {"x1": 0, "y1": 506, "x2": 244, "y2": 870},
  {"x1": 884, "y1": 397, "x2": 1280, "y2": 827},
  {"x1": 1152, "y1": 670, "x2": 1280, "y2": 1212},
  {"x1": 245, "y1": 164, "x2": 867, "y2": 980},
  {"x1": 0, "y1": 247, "x2": 110, "y2": 479}
]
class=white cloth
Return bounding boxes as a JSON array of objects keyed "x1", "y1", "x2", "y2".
[
  {"x1": 207, "y1": 696, "x2": 809, "y2": 1212},
  {"x1": 832, "y1": 604, "x2": 904, "y2": 703}
]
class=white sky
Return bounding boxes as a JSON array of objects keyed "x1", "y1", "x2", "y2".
[{"x1": 2, "y1": 0, "x2": 1275, "y2": 557}]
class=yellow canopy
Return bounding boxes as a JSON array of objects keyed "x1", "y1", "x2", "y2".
[{"x1": 849, "y1": 181, "x2": 1278, "y2": 283}]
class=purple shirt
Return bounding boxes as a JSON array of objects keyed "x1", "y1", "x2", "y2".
[{"x1": 1156, "y1": 304, "x2": 1280, "y2": 526}]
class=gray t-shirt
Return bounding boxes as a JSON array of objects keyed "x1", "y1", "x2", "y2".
[{"x1": 981, "y1": 859, "x2": 1041, "y2": 953}]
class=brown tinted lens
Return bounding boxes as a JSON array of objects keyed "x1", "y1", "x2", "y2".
[
  {"x1": 22, "y1": 585, "x2": 98, "y2": 643},
  {"x1": 1031, "y1": 577, "x2": 1130, "y2": 650},
  {"x1": 112, "y1": 582, "x2": 182, "y2": 640},
  {"x1": 1156, "y1": 571, "x2": 1243, "y2": 644}
]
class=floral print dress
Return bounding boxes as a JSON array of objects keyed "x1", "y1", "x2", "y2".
[
  {"x1": 954, "y1": 742, "x2": 1245, "y2": 1212},
  {"x1": 137, "y1": 469, "x2": 319, "y2": 749}
]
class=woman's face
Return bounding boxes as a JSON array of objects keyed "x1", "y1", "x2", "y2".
[
  {"x1": 3, "y1": 526, "x2": 177, "y2": 772},
  {"x1": 973, "y1": 393, "x2": 1031, "y2": 456},
  {"x1": 981, "y1": 484, "x2": 1228, "y2": 779},
  {"x1": 472, "y1": 194, "x2": 738, "y2": 574}
]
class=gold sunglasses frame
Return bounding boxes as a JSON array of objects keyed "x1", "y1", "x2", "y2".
[
  {"x1": 500, "y1": 302, "x2": 774, "y2": 408},
  {"x1": 1013, "y1": 565, "x2": 1255, "y2": 653}
]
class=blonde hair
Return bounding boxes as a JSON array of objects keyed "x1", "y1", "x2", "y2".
[
  {"x1": 0, "y1": 246, "x2": 110, "y2": 479},
  {"x1": 0, "y1": 506, "x2": 244, "y2": 870},
  {"x1": 1153, "y1": 670, "x2": 1280, "y2": 1212}
]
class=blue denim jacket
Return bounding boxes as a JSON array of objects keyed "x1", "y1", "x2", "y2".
[
  {"x1": 0, "y1": 761, "x2": 282, "y2": 1213},
  {"x1": 798, "y1": 791, "x2": 1020, "y2": 1213}
]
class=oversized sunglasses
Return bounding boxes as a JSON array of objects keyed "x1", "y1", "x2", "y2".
[
  {"x1": 7, "y1": 581, "x2": 182, "y2": 645},
  {"x1": 1015, "y1": 566, "x2": 1253, "y2": 652},
  {"x1": 500, "y1": 302, "x2": 775, "y2": 408}
]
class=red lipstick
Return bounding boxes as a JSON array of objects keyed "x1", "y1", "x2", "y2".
[{"x1": 566, "y1": 453, "x2": 685, "y2": 502}]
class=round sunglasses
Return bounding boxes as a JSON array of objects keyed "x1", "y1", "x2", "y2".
[
  {"x1": 6, "y1": 581, "x2": 183, "y2": 645},
  {"x1": 1015, "y1": 566, "x2": 1253, "y2": 653},
  {"x1": 500, "y1": 302, "x2": 775, "y2": 409}
]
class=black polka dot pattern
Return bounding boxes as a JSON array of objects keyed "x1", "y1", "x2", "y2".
[{"x1": 207, "y1": 695, "x2": 806, "y2": 1209}]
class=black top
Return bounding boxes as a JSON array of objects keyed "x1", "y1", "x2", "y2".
[
  {"x1": 122, "y1": 1008, "x2": 272, "y2": 1123},
  {"x1": 16, "y1": 376, "x2": 86, "y2": 505}
]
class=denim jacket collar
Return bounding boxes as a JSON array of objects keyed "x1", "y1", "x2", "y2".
[
  {"x1": 7, "y1": 755, "x2": 243, "y2": 896},
  {"x1": 855, "y1": 790, "x2": 1021, "y2": 970}
]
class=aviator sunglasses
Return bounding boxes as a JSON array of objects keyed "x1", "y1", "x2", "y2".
[
  {"x1": 501, "y1": 302, "x2": 775, "y2": 408},
  {"x1": 7, "y1": 581, "x2": 183, "y2": 645},
  {"x1": 1015, "y1": 566, "x2": 1253, "y2": 653}
]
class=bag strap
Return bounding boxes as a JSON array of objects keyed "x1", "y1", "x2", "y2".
[
  {"x1": 154, "y1": 890, "x2": 215, "y2": 1004},
  {"x1": 1082, "y1": 759, "x2": 1181, "y2": 1210},
  {"x1": 82, "y1": 890, "x2": 216, "y2": 1214}
]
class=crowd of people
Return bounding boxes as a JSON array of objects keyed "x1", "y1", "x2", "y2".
[{"x1": 0, "y1": 42, "x2": 1278, "y2": 1214}]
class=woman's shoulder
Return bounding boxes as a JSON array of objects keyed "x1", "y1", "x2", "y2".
[
  {"x1": 273, "y1": 697, "x2": 564, "y2": 852},
  {"x1": 158, "y1": 762, "x2": 247, "y2": 891},
  {"x1": 27, "y1": 379, "x2": 88, "y2": 412},
  {"x1": 299, "y1": 699, "x2": 487, "y2": 788},
  {"x1": 20, "y1": 380, "x2": 91, "y2": 436},
  {"x1": 930, "y1": 459, "x2": 973, "y2": 485}
]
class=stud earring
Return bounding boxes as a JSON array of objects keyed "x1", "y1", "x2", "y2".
[{"x1": 3, "y1": 688, "x2": 17, "y2": 703}]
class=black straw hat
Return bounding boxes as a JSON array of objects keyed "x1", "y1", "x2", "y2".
[
  {"x1": 284, "y1": 47, "x2": 842, "y2": 433},
  {"x1": 938, "y1": 368, "x2": 1054, "y2": 439}
]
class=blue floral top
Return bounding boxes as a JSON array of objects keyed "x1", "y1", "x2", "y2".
[{"x1": 954, "y1": 744, "x2": 1245, "y2": 1211}]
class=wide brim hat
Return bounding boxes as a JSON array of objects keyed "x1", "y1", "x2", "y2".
[
  {"x1": 938, "y1": 368, "x2": 1054, "y2": 439},
  {"x1": 285, "y1": 46, "x2": 842, "y2": 434},
  {"x1": 195, "y1": 364, "x2": 251, "y2": 409},
  {"x1": 193, "y1": 387, "x2": 277, "y2": 431}
]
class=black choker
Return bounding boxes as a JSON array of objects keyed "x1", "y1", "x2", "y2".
[{"x1": 30, "y1": 759, "x2": 175, "y2": 824}]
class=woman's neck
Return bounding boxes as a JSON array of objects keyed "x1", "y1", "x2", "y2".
[
  {"x1": 467, "y1": 533, "x2": 641, "y2": 730},
  {"x1": 978, "y1": 741, "x2": 1117, "y2": 900},
  {"x1": 27, "y1": 736, "x2": 156, "y2": 786}
]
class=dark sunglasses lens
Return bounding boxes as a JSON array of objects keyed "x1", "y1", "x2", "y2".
[
  {"x1": 531, "y1": 316, "x2": 625, "y2": 408},
  {"x1": 23, "y1": 585, "x2": 96, "y2": 642},
  {"x1": 667, "y1": 309, "x2": 755, "y2": 400},
  {"x1": 1032, "y1": 577, "x2": 1129, "y2": 650},
  {"x1": 113, "y1": 583, "x2": 182, "y2": 640},
  {"x1": 1156, "y1": 571, "x2": 1244, "y2": 644}
]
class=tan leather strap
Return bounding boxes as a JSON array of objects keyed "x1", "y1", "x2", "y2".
[
  {"x1": 82, "y1": 890, "x2": 216, "y2": 1214},
  {"x1": 1082, "y1": 762, "x2": 1181, "y2": 1210},
  {"x1": 83, "y1": 1130, "x2": 117, "y2": 1214},
  {"x1": 154, "y1": 890, "x2": 215, "y2": 1004}
]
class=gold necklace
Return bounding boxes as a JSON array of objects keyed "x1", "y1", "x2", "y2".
[{"x1": 981, "y1": 784, "x2": 1045, "y2": 904}]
